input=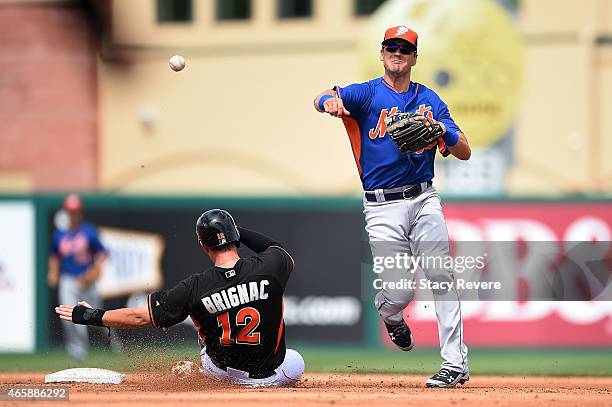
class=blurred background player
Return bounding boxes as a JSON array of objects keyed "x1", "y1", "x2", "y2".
[
  {"x1": 55, "y1": 209, "x2": 304, "y2": 387},
  {"x1": 48, "y1": 193, "x2": 108, "y2": 361}
]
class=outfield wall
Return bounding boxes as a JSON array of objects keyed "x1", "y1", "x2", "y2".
[{"x1": 0, "y1": 195, "x2": 611, "y2": 352}]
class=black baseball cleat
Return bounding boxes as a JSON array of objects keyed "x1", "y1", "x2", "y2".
[
  {"x1": 426, "y1": 368, "x2": 469, "y2": 388},
  {"x1": 384, "y1": 320, "x2": 414, "y2": 351}
]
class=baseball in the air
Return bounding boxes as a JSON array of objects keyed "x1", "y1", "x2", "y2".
[{"x1": 168, "y1": 55, "x2": 186, "y2": 72}]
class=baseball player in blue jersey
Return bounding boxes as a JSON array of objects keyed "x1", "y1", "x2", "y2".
[
  {"x1": 314, "y1": 26, "x2": 471, "y2": 387},
  {"x1": 48, "y1": 194, "x2": 108, "y2": 360}
]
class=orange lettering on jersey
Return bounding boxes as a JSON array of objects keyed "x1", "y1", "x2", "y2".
[
  {"x1": 368, "y1": 107, "x2": 398, "y2": 139},
  {"x1": 415, "y1": 104, "x2": 432, "y2": 118}
]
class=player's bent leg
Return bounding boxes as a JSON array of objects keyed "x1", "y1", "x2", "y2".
[
  {"x1": 375, "y1": 291, "x2": 415, "y2": 350},
  {"x1": 366, "y1": 212, "x2": 415, "y2": 325},
  {"x1": 200, "y1": 348, "x2": 230, "y2": 382},
  {"x1": 374, "y1": 290, "x2": 412, "y2": 325},
  {"x1": 240, "y1": 349, "x2": 304, "y2": 387},
  {"x1": 372, "y1": 238, "x2": 415, "y2": 336},
  {"x1": 200, "y1": 348, "x2": 304, "y2": 387},
  {"x1": 274, "y1": 349, "x2": 305, "y2": 386},
  {"x1": 365, "y1": 199, "x2": 416, "y2": 350}
]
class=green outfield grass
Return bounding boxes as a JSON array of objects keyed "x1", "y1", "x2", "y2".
[
  {"x1": 298, "y1": 347, "x2": 612, "y2": 376},
  {"x1": 1, "y1": 347, "x2": 611, "y2": 376}
]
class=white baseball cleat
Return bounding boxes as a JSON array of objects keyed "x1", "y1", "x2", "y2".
[{"x1": 426, "y1": 368, "x2": 469, "y2": 388}]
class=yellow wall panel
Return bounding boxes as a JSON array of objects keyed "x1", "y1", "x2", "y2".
[{"x1": 99, "y1": 49, "x2": 365, "y2": 194}]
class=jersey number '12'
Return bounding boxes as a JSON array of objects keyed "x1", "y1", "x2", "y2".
[{"x1": 217, "y1": 307, "x2": 261, "y2": 345}]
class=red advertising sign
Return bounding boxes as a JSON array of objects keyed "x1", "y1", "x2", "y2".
[{"x1": 382, "y1": 202, "x2": 612, "y2": 347}]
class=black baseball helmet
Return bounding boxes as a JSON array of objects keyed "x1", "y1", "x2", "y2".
[{"x1": 195, "y1": 209, "x2": 240, "y2": 248}]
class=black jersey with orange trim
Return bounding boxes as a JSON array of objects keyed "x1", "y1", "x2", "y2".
[{"x1": 148, "y1": 246, "x2": 293, "y2": 378}]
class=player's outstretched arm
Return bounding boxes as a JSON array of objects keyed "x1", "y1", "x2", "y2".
[
  {"x1": 56, "y1": 301, "x2": 152, "y2": 329},
  {"x1": 101, "y1": 307, "x2": 152, "y2": 328},
  {"x1": 314, "y1": 89, "x2": 350, "y2": 117}
]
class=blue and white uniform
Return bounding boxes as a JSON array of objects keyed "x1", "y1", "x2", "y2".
[
  {"x1": 338, "y1": 78, "x2": 459, "y2": 190},
  {"x1": 51, "y1": 222, "x2": 107, "y2": 360},
  {"x1": 337, "y1": 77, "x2": 469, "y2": 375}
]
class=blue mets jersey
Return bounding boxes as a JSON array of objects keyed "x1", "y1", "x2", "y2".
[
  {"x1": 338, "y1": 78, "x2": 461, "y2": 191},
  {"x1": 51, "y1": 222, "x2": 106, "y2": 277}
]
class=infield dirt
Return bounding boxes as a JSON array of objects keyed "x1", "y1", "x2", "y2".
[{"x1": 1, "y1": 372, "x2": 611, "y2": 406}]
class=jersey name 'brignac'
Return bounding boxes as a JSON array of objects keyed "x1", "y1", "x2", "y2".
[
  {"x1": 338, "y1": 78, "x2": 462, "y2": 191},
  {"x1": 201, "y1": 280, "x2": 270, "y2": 313}
]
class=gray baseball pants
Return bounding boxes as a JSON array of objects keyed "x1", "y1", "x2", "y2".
[{"x1": 363, "y1": 184, "x2": 469, "y2": 373}]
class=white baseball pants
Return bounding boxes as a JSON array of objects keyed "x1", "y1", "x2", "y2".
[
  {"x1": 364, "y1": 185, "x2": 469, "y2": 373},
  {"x1": 200, "y1": 348, "x2": 304, "y2": 387}
]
